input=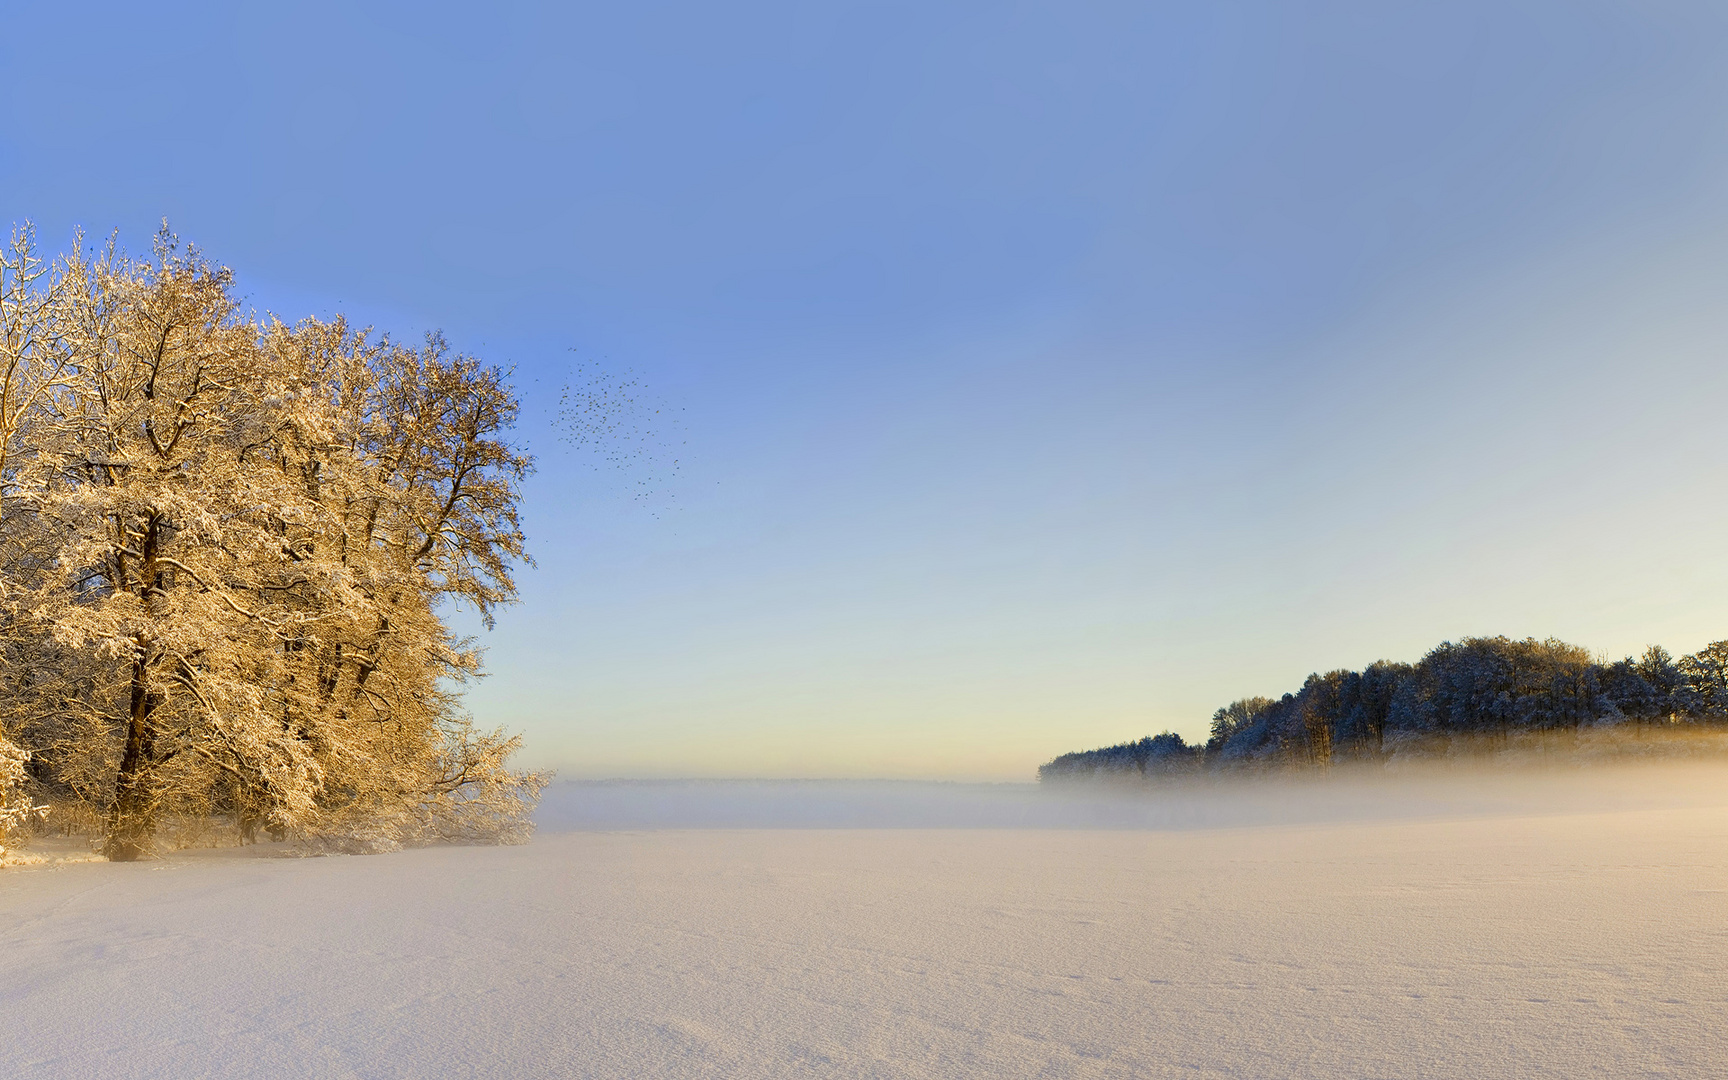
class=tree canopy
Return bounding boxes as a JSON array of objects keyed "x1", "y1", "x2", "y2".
[
  {"x1": 1041, "y1": 635, "x2": 1728, "y2": 781},
  {"x1": 0, "y1": 226, "x2": 544, "y2": 859}
]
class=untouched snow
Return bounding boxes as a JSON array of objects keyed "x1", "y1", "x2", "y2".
[{"x1": 5, "y1": 765, "x2": 1728, "y2": 1078}]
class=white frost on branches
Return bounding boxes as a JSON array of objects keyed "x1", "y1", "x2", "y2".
[
  {"x1": 0, "y1": 737, "x2": 47, "y2": 853},
  {"x1": 0, "y1": 224, "x2": 547, "y2": 860}
]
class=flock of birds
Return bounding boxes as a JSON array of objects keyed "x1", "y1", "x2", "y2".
[{"x1": 554, "y1": 355, "x2": 687, "y2": 518}]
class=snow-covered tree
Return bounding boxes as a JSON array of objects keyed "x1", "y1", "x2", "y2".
[
  {"x1": 0, "y1": 227, "x2": 544, "y2": 859},
  {"x1": 1678, "y1": 641, "x2": 1728, "y2": 719}
]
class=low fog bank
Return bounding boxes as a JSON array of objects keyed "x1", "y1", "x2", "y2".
[
  {"x1": 533, "y1": 758, "x2": 1728, "y2": 832},
  {"x1": 12, "y1": 764, "x2": 1728, "y2": 1077}
]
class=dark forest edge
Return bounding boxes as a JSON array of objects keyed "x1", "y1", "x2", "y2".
[{"x1": 1040, "y1": 636, "x2": 1728, "y2": 782}]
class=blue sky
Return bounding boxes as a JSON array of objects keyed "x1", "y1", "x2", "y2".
[{"x1": 7, "y1": 2, "x2": 1728, "y2": 777}]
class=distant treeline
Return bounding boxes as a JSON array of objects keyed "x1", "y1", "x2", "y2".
[{"x1": 1039, "y1": 636, "x2": 1728, "y2": 781}]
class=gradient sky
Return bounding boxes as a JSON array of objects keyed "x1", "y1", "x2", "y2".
[{"x1": 6, "y1": 2, "x2": 1728, "y2": 779}]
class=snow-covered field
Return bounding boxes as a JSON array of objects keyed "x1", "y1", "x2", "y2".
[{"x1": 6, "y1": 764, "x2": 1728, "y2": 1079}]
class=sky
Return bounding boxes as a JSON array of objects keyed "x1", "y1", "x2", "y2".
[{"x1": 6, "y1": 1, "x2": 1728, "y2": 779}]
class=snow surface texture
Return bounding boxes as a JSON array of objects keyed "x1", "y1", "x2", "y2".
[{"x1": 5, "y1": 764, "x2": 1728, "y2": 1079}]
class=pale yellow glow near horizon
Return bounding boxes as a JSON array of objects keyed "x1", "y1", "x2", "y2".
[{"x1": 499, "y1": 221, "x2": 1728, "y2": 781}]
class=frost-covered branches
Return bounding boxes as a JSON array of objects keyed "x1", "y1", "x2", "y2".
[
  {"x1": 0, "y1": 226, "x2": 544, "y2": 859},
  {"x1": 0, "y1": 736, "x2": 48, "y2": 853}
]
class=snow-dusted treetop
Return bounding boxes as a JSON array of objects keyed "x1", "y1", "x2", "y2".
[{"x1": 0, "y1": 224, "x2": 544, "y2": 860}]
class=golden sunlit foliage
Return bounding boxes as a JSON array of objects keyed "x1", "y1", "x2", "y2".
[{"x1": 0, "y1": 225, "x2": 544, "y2": 859}]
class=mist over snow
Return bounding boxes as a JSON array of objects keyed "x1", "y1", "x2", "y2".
[
  {"x1": 531, "y1": 763, "x2": 1728, "y2": 830},
  {"x1": 6, "y1": 762, "x2": 1728, "y2": 1079},
  {"x1": 6, "y1": 4, "x2": 1728, "y2": 1078}
]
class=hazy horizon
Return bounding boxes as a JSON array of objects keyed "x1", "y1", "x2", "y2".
[{"x1": 8, "y1": 2, "x2": 1728, "y2": 780}]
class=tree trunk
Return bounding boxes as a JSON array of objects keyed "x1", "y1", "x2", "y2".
[{"x1": 105, "y1": 648, "x2": 160, "y2": 860}]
